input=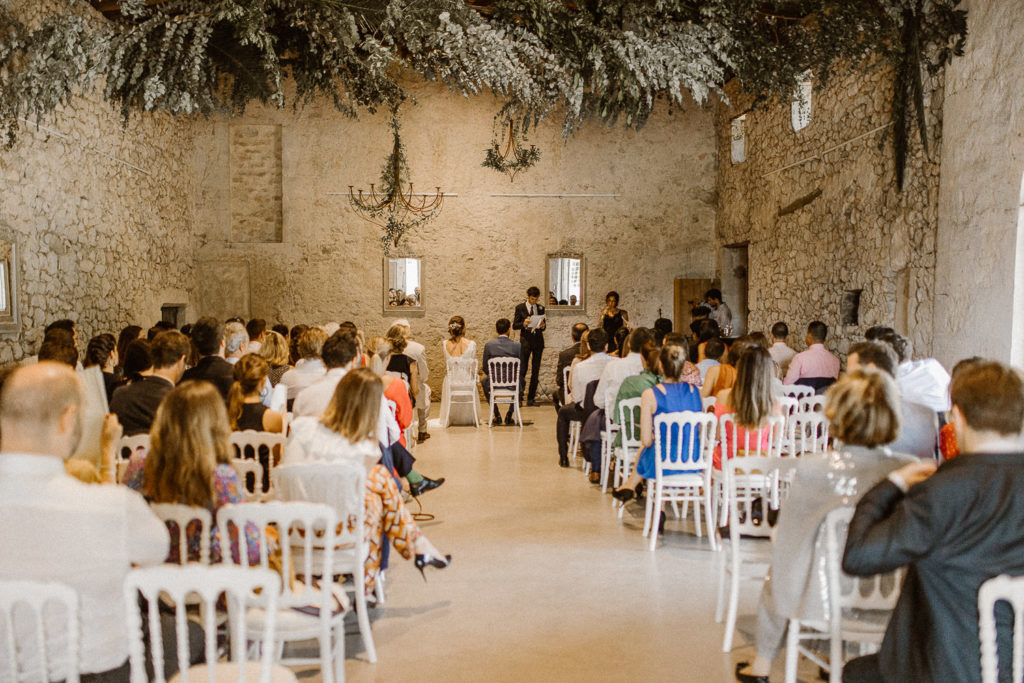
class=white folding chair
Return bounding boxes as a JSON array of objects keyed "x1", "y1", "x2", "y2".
[
  {"x1": 644, "y1": 411, "x2": 718, "y2": 551},
  {"x1": 800, "y1": 395, "x2": 828, "y2": 414},
  {"x1": 150, "y1": 504, "x2": 213, "y2": 565},
  {"x1": 118, "y1": 434, "x2": 150, "y2": 483},
  {"x1": 613, "y1": 397, "x2": 643, "y2": 506},
  {"x1": 778, "y1": 397, "x2": 801, "y2": 455},
  {"x1": 785, "y1": 507, "x2": 903, "y2": 682},
  {"x1": 230, "y1": 431, "x2": 287, "y2": 496},
  {"x1": 562, "y1": 365, "x2": 572, "y2": 403},
  {"x1": 443, "y1": 357, "x2": 480, "y2": 428},
  {"x1": 0, "y1": 579, "x2": 80, "y2": 683},
  {"x1": 217, "y1": 502, "x2": 346, "y2": 683},
  {"x1": 231, "y1": 458, "x2": 267, "y2": 502},
  {"x1": 781, "y1": 384, "x2": 815, "y2": 401},
  {"x1": 712, "y1": 413, "x2": 785, "y2": 528},
  {"x1": 717, "y1": 455, "x2": 797, "y2": 652},
  {"x1": 702, "y1": 396, "x2": 717, "y2": 412},
  {"x1": 487, "y1": 357, "x2": 521, "y2": 427},
  {"x1": 979, "y1": 574, "x2": 1024, "y2": 683},
  {"x1": 123, "y1": 565, "x2": 297, "y2": 683},
  {"x1": 595, "y1": 389, "x2": 619, "y2": 478},
  {"x1": 794, "y1": 412, "x2": 831, "y2": 455},
  {"x1": 273, "y1": 463, "x2": 377, "y2": 664}
]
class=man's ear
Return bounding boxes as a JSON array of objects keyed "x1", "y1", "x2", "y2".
[
  {"x1": 57, "y1": 404, "x2": 78, "y2": 437},
  {"x1": 952, "y1": 404, "x2": 968, "y2": 450}
]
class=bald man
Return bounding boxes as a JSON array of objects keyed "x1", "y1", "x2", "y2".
[{"x1": 0, "y1": 362, "x2": 185, "y2": 680}]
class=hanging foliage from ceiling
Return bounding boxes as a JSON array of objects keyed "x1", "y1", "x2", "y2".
[{"x1": 0, "y1": 0, "x2": 966, "y2": 190}]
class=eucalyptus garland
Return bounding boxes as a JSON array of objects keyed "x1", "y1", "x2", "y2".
[
  {"x1": 482, "y1": 114, "x2": 541, "y2": 181},
  {"x1": 0, "y1": 0, "x2": 967, "y2": 191}
]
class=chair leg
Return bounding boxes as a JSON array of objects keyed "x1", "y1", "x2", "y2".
[
  {"x1": 694, "y1": 494, "x2": 703, "y2": 540},
  {"x1": 488, "y1": 395, "x2": 494, "y2": 427},
  {"x1": 829, "y1": 622, "x2": 843, "y2": 683},
  {"x1": 722, "y1": 564, "x2": 741, "y2": 652},
  {"x1": 600, "y1": 445, "x2": 610, "y2": 492},
  {"x1": 715, "y1": 552, "x2": 727, "y2": 623},
  {"x1": 704, "y1": 488, "x2": 718, "y2": 552},
  {"x1": 648, "y1": 486, "x2": 662, "y2": 551},
  {"x1": 784, "y1": 619, "x2": 800, "y2": 683},
  {"x1": 320, "y1": 632, "x2": 336, "y2": 683},
  {"x1": 354, "y1": 584, "x2": 377, "y2": 663},
  {"x1": 334, "y1": 622, "x2": 346, "y2": 683},
  {"x1": 642, "y1": 481, "x2": 654, "y2": 537}
]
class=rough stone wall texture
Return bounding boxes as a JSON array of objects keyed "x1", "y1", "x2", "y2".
[
  {"x1": 192, "y1": 80, "x2": 718, "y2": 396},
  {"x1": 230, "y1": 124, "x2": 283, "y2": 243},
  {"x1": 715, "y1": 62, "x2": 942, "y2": 361},
  {"x1": 0, "y1": 0, "x2": 200, "y2": 363},
  {"x1": 933, "y1": 0, "x2": 1024, "y2": 368}
]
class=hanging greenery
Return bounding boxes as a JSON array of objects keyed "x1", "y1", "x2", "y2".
[
  {"x1": 0, "y1": 1, "x2": 967, "y2": 190},
  {"x1": 482, "y1": 112, "x2": 541, "y2": 181}
]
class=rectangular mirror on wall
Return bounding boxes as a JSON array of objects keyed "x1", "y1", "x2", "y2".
[
  {"x1": 546, "y1": 255, "x2": 584, "y2": 309},
  {"x1": 384, "y1": 257, "x2": 423, "y2": 312}
]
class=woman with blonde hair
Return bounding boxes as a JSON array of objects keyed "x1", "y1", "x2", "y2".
[
  {"x1": 229, "y1": 353, "x2": 283, "y2": 433},
  {"x1": 286, "y1": 367, "x2": 450, "y2": 594},
  {"x1": 258, "y1": 330, "x2": 292, "y2": 386},
  {"x1": 122, "y1": 381, "x2": 259, "y2": 564},
  {"x1": 735, "y1": 369, "x2": 914, "y2": 682}
]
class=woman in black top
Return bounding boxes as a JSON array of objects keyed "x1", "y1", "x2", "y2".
[
  {"x1": 85, "y1": 333, "x2": 124, "y2": 401},
  {"x1": 229, "y1": 354, "x2": 284, "y2": 433},
  {"x1": 384, "y1": 324, "x2": 419, "y2": 407},
  {"x1": 600, "y1": 291, "x2": 629, "y2": 354}
]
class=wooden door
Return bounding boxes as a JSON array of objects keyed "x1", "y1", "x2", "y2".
[{"x1": 674, "y1": 278, "x2": 718, "y2": 332}]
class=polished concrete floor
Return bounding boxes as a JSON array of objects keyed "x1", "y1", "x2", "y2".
[{"x1": 320, "y1": 404, "x2": 816, "y2": 683}]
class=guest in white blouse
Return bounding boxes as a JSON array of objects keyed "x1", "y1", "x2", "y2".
[
  {"x1": 286, "y1": 367, "x2": 450, "y2": 594},
  {"x1": 278, "y1": 327, "x2": 328, "y2": 402}
]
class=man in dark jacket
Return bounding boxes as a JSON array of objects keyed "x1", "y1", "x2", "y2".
[
  {"x1": 553, "y1": 322, "x2": 588, "y2": 412},
  {"x1": 181, "y1": 316, "x2": 235, "y2": 400},
  {"x1": 842, "y1": 360, "x2": 1024, "y2": 682}
]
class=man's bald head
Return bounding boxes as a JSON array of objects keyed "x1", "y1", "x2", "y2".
[{"x1": 1, "y1": 362, "x2": 83, "y2": 457}]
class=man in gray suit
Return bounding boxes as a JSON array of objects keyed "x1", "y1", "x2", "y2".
[{"x1": 482, "y1": 318, "x2": 521, "y2": 425}]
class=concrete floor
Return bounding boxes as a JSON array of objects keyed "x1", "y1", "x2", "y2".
[{"x1": 314, "y1": 404, "x2": 817, "y2": 683}]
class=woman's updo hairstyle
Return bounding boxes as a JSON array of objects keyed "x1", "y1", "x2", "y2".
[
  {"x1": 641, "y1": 340, "x2": 662, "y2": 375},
  {"x1": 660, "y1": 343, "x2": 689, "y2": 381},
  {"x1": 85, "y1": 333, "x2": 116, "y2": 368},
  {"x1": 448, "y1": 316, "x2": 466, "y2": 341},
  {"x1": 385, "y1": 324, "x2": 408, "y2": 354},
  {"x1": 825, "y1": 369, "x2": 901, "y2": 448}
]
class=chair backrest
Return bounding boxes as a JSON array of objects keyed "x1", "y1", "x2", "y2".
[
  {"x1": 781, "y1": 384, "x2": 815, "y2": 401},
  {"x1": 725, "y1": 455, "x2": 795, "y2": 538},
  {"x1": 118, "y1": 434, "x2": 150, "y2": 461},
  {"x1": 488, "y1": 357, "x2": 520, "y2": 389},
  {"x1": 229, "y1": 430, "x2": 287, "y2": 460},
  {"x1": 796, "y1": 411, "x2": 830, "y2": 454},
  {"x1": 0, "y1": 579, "x2": 80, "y2": 683},
  {"x1": 216, "y1": 501, "x2": 337, "y2": 614},
  {"x1": 778, "y1": 396, "x2": 799, "y2": 418},
  {"x1": 823, "y1": 506, "x2": 903, "y2": 615},
  {"x1": 272, "y1": 463, "x2": 367, "y2": 560},
  {"x1": 653, "y1": 411, "x2": 716, "y2": 478},
  {"x1": 124, "y1": 565, "x2": 281, "y2": 683},
  {"x1": 617, "y1": 397, "x2": 644, "y2": 449},
  {"x1": 800, "y1": 394, "x2": 828, "y2": 414},
  {"x1": 447, "y1": 357, "x2": 478, "y2": 388},
  {"x1": 562, "y1": 365, "x2": 571, "y2": 394},
  {"x1": 150, "y1": 503, "x2": 213, "y2": 565},
  {"x1": 230, "y1": 458, "x2": 265, "y2": 501},
  {"x1": 719, "y1": 413, "x2": 785, "y2": 459},
  {"x1": 979, "y1": 574, "x2": 1024, "y2": 683},
  {"x1": 701, "y1": 396, "x2": 717, "y2": 412}
]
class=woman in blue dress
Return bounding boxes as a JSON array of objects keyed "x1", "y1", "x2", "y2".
[{"x1": 613, "y1": 340, "x2": 704, "y2": 502}]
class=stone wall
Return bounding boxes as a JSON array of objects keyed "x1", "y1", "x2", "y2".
[
  {"x1": 715, "y1": 62, "x2": 943, "y2": 361},
  {"x1": 0, "y1": 1, "x2": 200, "y2": 362},
  {"x1": 933, "y1": 0, "x2": 1024, "y2": 368},
  {"x1": 192, "y1": 80, "x2": 718, "y2": 396}
]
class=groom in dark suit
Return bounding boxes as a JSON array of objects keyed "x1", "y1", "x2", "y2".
[{"x1": 513, "y1": 286, "x2": 546, "y2": 406}]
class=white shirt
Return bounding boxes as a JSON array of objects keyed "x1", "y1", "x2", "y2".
[
  {"x1": 896, "y1": 358, "x2": 951, "y2": 413},
  {"x1": 696, "y1": 358, "x2": 718, "y2": 383},
  {"x1": 710, "y1": 301, "x2": 732, "y2": 329},
  {"x1": 247, "y1": 340, "x2": 262, "y2": 355},
  {"x1": 769, "y1": 341, "x2": 797, "y2": 377},
  {"x1": 570, "y1": 352, "x2": 613, "y2": 404},
  {"x1": 0, "y1": 453, "x2": 168, "y2": 676},
  {"x1": 279, "y1": 358, "x2": 327, "y2": 400},
  {"x1": 404, "y1": 340, "x2": 429, "y2": 409},
  {"x1": 594, "y1": 352, "x2": 644, "y2": 411},
  {"x1": 285, "y1": 416, "x2": 379, "y2": 471},
  {"x1": 292, "y1": 367, "x2": 400, "y2": 446}
]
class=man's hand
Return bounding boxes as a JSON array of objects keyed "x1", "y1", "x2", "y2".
[
  {"x1": 100, "y1": 413, "x2": 124, "y2": 452},
  {"x1": 523, "y1": 317, "x2": 531, "y2": 327},
  {"x1": 893, "y1": 461, "x2": 938, "y2": 489}
]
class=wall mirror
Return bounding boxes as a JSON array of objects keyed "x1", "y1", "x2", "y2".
[
  {"x1": 546, "y1": 255, "x2": 584, "y2": 309},
  {"x1": 0, "y1": 237, "x2": 20, "y2": 335},
  {"x1": 384, "y1": 257, "x2": 423, "y2": 311}
]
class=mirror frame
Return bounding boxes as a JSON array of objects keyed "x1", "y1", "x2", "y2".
[
  {"x1": 545, "y1": 253, "x2": 585, "y2": 311},
  {"x1": 382, "y1": 256, "x2": 425, "y2": 315},
  {"x1": 0, "y1": 234, "x2": 20, "y2": 336}
]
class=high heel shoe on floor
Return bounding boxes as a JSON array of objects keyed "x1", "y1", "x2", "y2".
[
  {"x1": 734, "y1": 662, "x2": 769, "y2": 683},
  {"x1": 414, "y1": 553, "x2": 452, "y2": 581},
  {"x1": 612, "y1": 488, "x2": 635, "y2": 503}
]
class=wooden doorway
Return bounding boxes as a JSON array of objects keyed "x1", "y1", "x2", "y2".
[{"x1": 674, "y1": 278, "x2": 718, "y2": 333}]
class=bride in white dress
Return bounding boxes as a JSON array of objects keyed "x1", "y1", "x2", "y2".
[{"x1": 439, "y1": 316, "x2": 479, "y2": 427}]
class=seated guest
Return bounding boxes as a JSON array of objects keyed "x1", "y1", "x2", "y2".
[
  {"x1": 841, "y1": 360, "x2": 1024, "y2": 682},
  {"x1": 393, "y1": 319, "x2": 431, "y2": 443},
  {"x1": 279, "y1": 327, "x2": 328, "y2": 402},
  {"x1": 115, "y1": 324, "x2": 144, "y2": 377},
  {"x1": 734, "y1": 370, "x2": 915, "y2": 682},
  {"x1": 384, "y1": 324, "x2": 419, "y2": 409},
  {"x1": 123, "y1": 380, "x2": 259, "y2": 565},
  {"x1": 294, "y1": 329, "x2": 360, "y2": 418},
  {"x1": 555, "y1": 329, "x2": 611, "y2": 467},
  {"x1": 258, "y1": 330, "x2": 292, "y2": 386},
  {"x1": 554, "y1": 322, "x2": 588, "y2": 412},
  {"x1": 223, "y1": 321, "x2": 249, "y2": 365},
  {"x1": 482, "y1": 318, "x2": 522, "y2": 425},
  {"x1": 245, "y1": 318, "x2": 266, "y2": 354},
  {"x1": 285, "y1": 368, "x2": 451, "y2": 595},
  {"x1": 713, "y1": 346, "x2": 778, "y2": 470},
  {"x1": 229, "y1": 354, "x2": 283, "y2": 432},
  {"x1": 0, "y1": 362, "x2": 196, "y2": 680},
  {"x1": 702, "y1": 338, "x2": 740, "y2": 399},
  {"x1": 612, "y1": 341, "x2": 703, "y2": 503},
  {"x1": 696, "y1": 337, "x2": 724, "y2": 384},
  {"x1": 694, "y1": 318, "x2": 721, "y2": 363},
  {"x1": 847, "y1": 341, "x2": 939, "y2": 459},
  {"x1": 85, "y1": 333, "x2": 124, "y2": 401},
  {"x1": 595, "y1": 327, "x2": 653, "y2": 412},
  {"x1": 939, "y1": 356, "x2": 984, "y2": 460},
  {"x1": 565, "y1": 329, "x2": 594, "y2": 404},
  {"x1": 110, "y1": 331, "x2": 190, "y2": 436},
  {"x1": 611, "y1": 326, "x2": 630, "y2": 359},
  {"x1": 38, "y1": 338, "x2": 78, "y2": 368},
  {"x1": 181, "y1": 316, "x2": 236, "y2": 400},
  {"x1": 768, "y1": 321, "x2": 796, "y2": 377},
  {"x1": 288, "y1": 324, "x2": 309, "y2": 365},
  {"x1": 605, "y1": 340, "x2": 663, "y2": 484},
  {"x1": 878, "y1": 329, "x2": 952, "y2": 414},
  {"x1": 121, "y1": 338, "x2": 153, "y2": 383},
  {"x1": 783, "y1": 320, "x2": 840, "y2": 392},
  {"x1": 653, "y1": 317, "x2": 673, "y2": 345}
]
